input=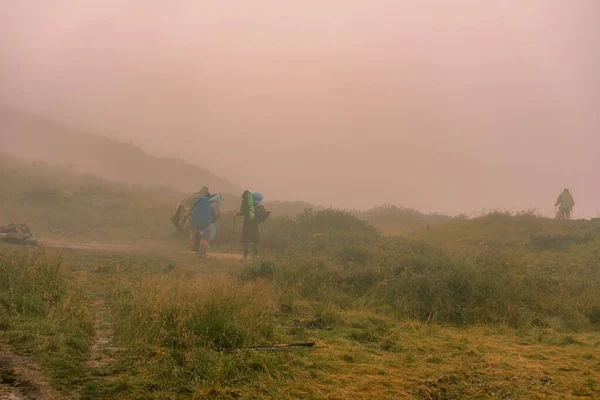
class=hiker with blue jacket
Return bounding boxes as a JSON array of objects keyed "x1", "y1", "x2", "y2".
[{"x1": 190, "y1": 188, "x2": 222, "y2": 258}]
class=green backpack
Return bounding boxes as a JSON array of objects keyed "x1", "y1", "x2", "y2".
[{"x1": 247, "y1": 193, "x2": 270, "y2": 223}]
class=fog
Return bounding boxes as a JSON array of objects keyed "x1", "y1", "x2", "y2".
[{"x1": 1, "y1": 0, "x2": 598, "y2": 216}]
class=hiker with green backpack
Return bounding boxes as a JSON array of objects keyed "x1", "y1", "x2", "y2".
[{"x1": 235, "y1": 190, "x2": 270, "y2": 262}]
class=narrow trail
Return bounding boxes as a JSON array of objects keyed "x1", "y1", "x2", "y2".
[
  {"x1": 85, "y1": 297, "x2": 118, "y2": 373},
  {"x1": 1, "y1": 255, "x2": 117, "y2": 400},
  {"x1": 39, "y1": 238, "x2": 243, "y2": 260},
  {"x1": 1, "y1": 238, "x2": 244, "y2": 399},
  {"x1": 78, "y1": 266, "x2": 121, "y2": 397},
  {"x1": 38, "y1": 238, "x2": 160, "y2": 253},
  {"x1": 0, "y1": 341, "x2": 69, "y2": 400}
]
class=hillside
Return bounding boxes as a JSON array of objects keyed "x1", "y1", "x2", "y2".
[
  {"x1": 359, "y1": 205, "x2": 451, "y2": 236},
  {"x1": 2, "y1": 153, "x2": 600, "y2": 399},
  {"x1": 0, "y1": 106, "x2": 450, "y2": 235},
  {"x1": 0, "y1": 153, "x2": 319, "y2": 242},
  {"x1": 0, "y1": 152, "x2": 183, "y2": 241},
  {"x1": 2, "y1": 181, "x2": 600, "y2": 398},
  {"x1": 0, "y1": 106, "x2": 242, "y2": 195},
  {"x1": 0, "y1": 152, "x2": 451, "y2": 244}
]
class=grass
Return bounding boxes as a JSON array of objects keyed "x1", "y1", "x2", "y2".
[
  {"x1": 0, "y1": 247, "x2": 94, "y2": 390},
  {"x1": 113, "y1": 274, "x2": 278, "y2": 351},
  {"x1": 358, "y1": 204, "x2": 450, "y2": 236},
  {"x1": 1, "y1": 240, "x2": 600, "y2": 398},
  {"x1": 1, "y1": 157, "x2": 600, "y2": 398}
]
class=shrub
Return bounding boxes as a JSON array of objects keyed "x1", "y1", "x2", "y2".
[
  {"x1": 0, "y1": 249, "x2": 69, "y2": 317},
  {"x1": 241, "y1": 261, "x2": 276, "y2": 281},
  {"x1": 530, "y1": 233, "x2": 595, "y2": 250},
  {"x1": 19, "y1": 187, "x2": 71, "y2": 206},
  {"x1": 113, "y1": 274, "x2": 278, "y2": 350}
]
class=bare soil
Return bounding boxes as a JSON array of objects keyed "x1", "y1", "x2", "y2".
[{"x1": 0, "y1": 341, "x2": 69, "y2": 400}]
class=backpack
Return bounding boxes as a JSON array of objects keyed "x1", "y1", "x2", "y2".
[
  {"x1": 253, "y1": 192, "x2": 264, "y2": 204},
  {"x1": 210, "y1": 202, "x2": 221, "y2": 223},
  {"x1": 209, "y1": 194, "x2": 221, "y2": 223},
  {"x1": 191, "y1": 196, "x2": 212, "y2": 230},
  {"x1": 245, "y1": 192, "x2": 270, "y2": 223},
  {"x1": 253, "y1": 204, "x2": 271, "y2": 223}
]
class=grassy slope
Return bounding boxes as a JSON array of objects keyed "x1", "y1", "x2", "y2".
[
  {"x1": 0, "y1": 153, "x2": 445, "y2": 244},
  {"x1": 1, "y1": 154, "x2": 600, "y2": 398},
  {"x1": 0, "y1": 152, "x2": 183, "y2": 242},
  {"x1": 0, "y1": 106, "x2": 241, "y2": 195},
  {"x1": 0, "y1": 153, "x2": 319, "y2": 243},
  {"x1": 1, "y1": 245, "x2": 599, "y2": 399},
  {"x1": 0, "y1": 107, "x2": 449, "y2": 236},
  {"x1": 359, "y1": 205, "x2": 451, "y2": 237}
]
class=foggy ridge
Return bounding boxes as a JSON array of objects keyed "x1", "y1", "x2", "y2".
[{"x1": 0, "y1": 106, "x2": 242, "y2": 195}]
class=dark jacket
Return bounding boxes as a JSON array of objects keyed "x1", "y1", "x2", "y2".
[
  {"x1": 555, "y1": 191, "x2": 575, "y2": 211},
  {"x1": 238, "y1": 190, "x2": 260, "y2": 243}
]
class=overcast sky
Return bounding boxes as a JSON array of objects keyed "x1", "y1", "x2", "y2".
[{"x1": 1, "y1": 0, "x2": 598, "y2": 215}]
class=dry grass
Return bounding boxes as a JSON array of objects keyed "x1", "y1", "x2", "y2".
[
  {"x1": 259, "y1": 321, "x2": 600, "y2": 399},
  {"x1": 113, "y1": 273, "x2": 280, "y2": 350},
  {"x1": 1, "y1": 244, "x2": 600, "y2": 399},
  {"x1": 2, "y1": 206, "x2": 600, "y2": 399}
]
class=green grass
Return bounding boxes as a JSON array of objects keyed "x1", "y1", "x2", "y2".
[
  {"x1": 2, "y1": 236, "x2": 600, "y2": 398},
  {"x1": 0, "y1": 247, "x2": 94, "y2": 390},
  {"x1": 2, "y1": 155, "x2": 600, "y2": 398}
]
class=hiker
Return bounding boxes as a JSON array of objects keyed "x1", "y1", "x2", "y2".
[
  {"x1": 189, "y1": 187, "x2": 212, "y2": 255},
  {"x1": 195, "y1": 193, "x2": 222, "y2": 257},
  {"x1": 555, "y1": 188, "x2": 575, "y2": 219},
  {"x1": 235, "y1": 191, "x2": 263, "y2": 262}
]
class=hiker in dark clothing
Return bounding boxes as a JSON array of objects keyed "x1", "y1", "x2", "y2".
[
  {"x1": 236, "y1": 190, "x2": 260, "y2": 262},
  {"x1": 555, "y1": 188, "x2": 575, "y2": 219}
]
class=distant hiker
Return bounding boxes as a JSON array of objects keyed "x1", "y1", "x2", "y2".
[
  {"x1": 235, "y1": 191, "x2": 270, "y2": 262},
  {"x1": 555, "y1": 188, "x2": 575, "y2": 219}
]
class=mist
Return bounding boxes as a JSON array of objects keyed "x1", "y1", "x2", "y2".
[{"x1": 1, "y1": 0, "x2": 598, "y2": 216}]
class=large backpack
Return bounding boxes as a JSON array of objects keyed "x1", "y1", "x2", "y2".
[
  {"x1": 191, "y1": 196, "x2": 212, "y2": 230},
  {"x1": 253, "y1": 204, "x2": 271, "y2": 223},
  {"x1": 247, "y1": 192, "x2": 270, "y2": 223},
  {"x1": 244, "y1": 191, "x2": 270, "y2": 223},
  {"x1": 210, "y1": 194, "x2": 221, "y2": 223}
]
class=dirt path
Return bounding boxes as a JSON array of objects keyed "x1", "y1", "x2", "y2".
[
  {"x1": 38, "y1": 239, "x2": 151, "y2": 253},
  {"x1": 0, "y1": 341, "x2": 69, "y2": 400},
  {"x1": 85, "y1": 297, "x2": 118, "y2": 373},
  {"x1": 0, "y1": 271, "x2": 118, "y2": 400},
  {"x1": 39, "y1": 238, "x2": 243, "y2": 260},
  {"x1": 0, "y1": 238, "x2": 244, "y2": 399}
]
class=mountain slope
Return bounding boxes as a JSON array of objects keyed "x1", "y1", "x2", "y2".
[{"x1": 0, "y1": 106, "x2": 242, "y2": 195}]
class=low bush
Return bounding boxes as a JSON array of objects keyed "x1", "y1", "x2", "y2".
[{"x1": 113, "y1": 274, "x2": 278, "y2": 351}]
